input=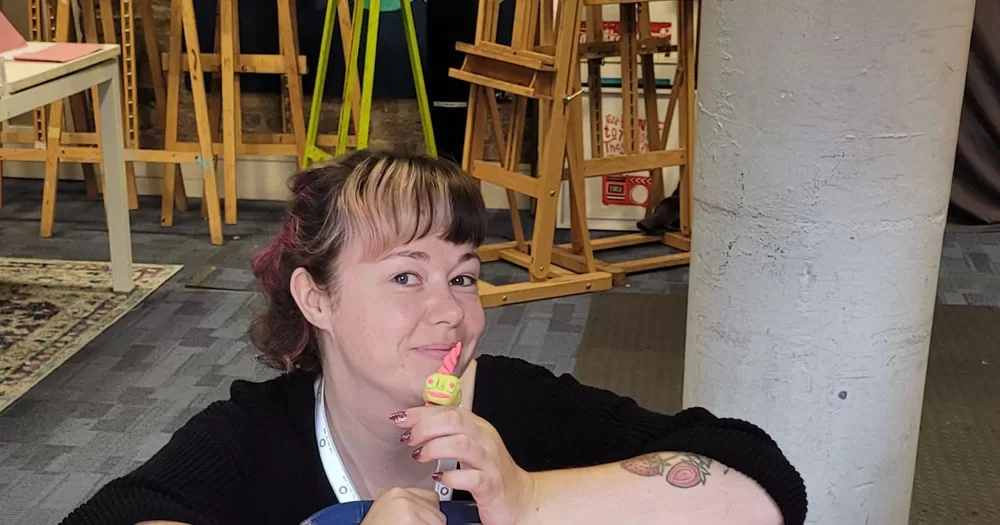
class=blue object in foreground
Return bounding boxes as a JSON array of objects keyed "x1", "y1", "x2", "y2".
[{"x1": 301, "y1": 500, "x2": 481, "y2": 525}]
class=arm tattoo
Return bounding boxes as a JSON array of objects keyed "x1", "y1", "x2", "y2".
[{"x1": 620, "y1": 452, "x2": 714, "y2": 488}]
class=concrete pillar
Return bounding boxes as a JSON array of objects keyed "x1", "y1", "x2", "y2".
[{"x1": 682, "y1": 1, "x2": 977, "y2": 524}]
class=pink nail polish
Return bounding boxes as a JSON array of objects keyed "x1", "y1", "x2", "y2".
[
  {"x1": 400, "y1": 430, "x2": 411, "y2": 444},
  {"x1": 411, "y1": 447, "x2": 422, "y2": 460},
  {"x1": 431, "y1": 472, "x2": 443, "y2": 482},
  {"x1": 389, "y1": 411, "x2": 408, "y2": 424}
]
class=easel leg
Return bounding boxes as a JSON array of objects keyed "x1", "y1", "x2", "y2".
[
  {"x1": 618, "y1": 3, "x2": 639, "y2": 156},
  {"x1": 99, "y1": 0, "x2": 138, "y2": 210},
  {"x1": 208, "y1": 0, "x2": 223, "y2": 143},
  {"x1": 336, "y1": 0, "x2": 361, "y2": 133},
  {"x1": 336, "y1": 0, "x2": 365, "y2": 155},
  {"x1": 678, "y1": 0, "x2": 696, "y2": 235},
  {"x1": 400, "y1": 0, "x2": 435, "y2": 156},
  {"x1": 39, "y1": 0, "x2": 71, "y2": 238},
  {"x1": 161, "y1": 0, "x2": 184, "y2": 226},
  {"x1": 30, "y1": 0, "x2": 47, "y2": 147},
  {"x1": 304, "y1": 0, "x2": 336, "y2": 167},
  {"x1": 278, "y1": 0, "x2": 307, "y2": 165},
  {"x1": 220, "y1": 0, "x2": 238, "y2": 224},
  {"x1": 357, "y1": 0, "x2": 381, "y2": 149},
  {"x1": 198, "y1": 8, "x2": 218, "y2": 223},
  {"x1": 82, "y1": 0, "x2": 105, "y2": 196},
  {"x1": 527, "y1": 0, "x2": 583, "y2": 282},
  {"x1": 638, "y1": 4, "x2": 664, "y2": 214},
  {"x1": 180, "y1": 0, "x2": 224, "y2": 245},
  {"x1": 138, "y1": 0, "x2": 167, "y2": 131},
  {"x1": 504, "y1": 97, "x2": 529, "y2": 250},
  {"x1": 461, "y1": 86, "x2": 487, "y2": 175},
  {"x1": 66, "y1": 1, "x2": 99, "y2": 198},
  {"x1": 119, "y1": 0, "x2": 139, "y2": 210},
  {"x1": 567, "y1": 61, "x2": 594, "y2": 268}
]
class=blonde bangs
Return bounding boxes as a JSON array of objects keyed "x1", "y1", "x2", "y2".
[{"x1": 336, "y1": 155, "x2": 483, "y2": 260}]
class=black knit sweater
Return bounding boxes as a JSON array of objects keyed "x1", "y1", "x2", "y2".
[{"x1": 60, "y1": 355, "x2": 807, "y2": 525}]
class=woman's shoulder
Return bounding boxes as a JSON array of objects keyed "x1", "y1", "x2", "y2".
[
  {"x1": 182, "y1": 371, "x2": 318, "y2": 441},
  {"x1": 474, "y1": 354, "x2": 556, "y2": 380},
  {"x1": 226, "y1": 370, "x2": 318, "y2": 408}
]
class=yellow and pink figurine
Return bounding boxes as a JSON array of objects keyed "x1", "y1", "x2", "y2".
[{"x1": 423, "y1": 342, "x2": 463, "y2": 407}]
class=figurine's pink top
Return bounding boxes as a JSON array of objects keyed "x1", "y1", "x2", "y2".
[{"x1": 439, "y1": 342, "x2": 461, "y2": 375}]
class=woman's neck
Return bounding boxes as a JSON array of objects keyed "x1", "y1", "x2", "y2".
[{"x1": 319, "y1": 366, "x2": 432, "y2": 498}]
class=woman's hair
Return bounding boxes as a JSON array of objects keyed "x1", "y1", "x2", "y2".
[{"x1": 248, "y1": 150, "x2": 487, "y2": 374}]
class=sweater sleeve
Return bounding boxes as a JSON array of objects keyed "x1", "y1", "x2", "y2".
[
  {"x1": 59, "y1": 401, "x2": 255, "y2": 525},
  {"x1": 474, "y1": 356, "x2": 808, "y2": 525}
]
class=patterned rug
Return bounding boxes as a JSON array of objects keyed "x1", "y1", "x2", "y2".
[{"x1": 0, "y1": 257, "x2": 182, "y2": 413}]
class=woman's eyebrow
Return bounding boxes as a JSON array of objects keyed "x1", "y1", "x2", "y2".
[
  {"x1": 378, "y1": 250, "x2": 479, "y2": 263},
  {"x1": 381, "y1": 250, "x2": 429, "y2": 261}
]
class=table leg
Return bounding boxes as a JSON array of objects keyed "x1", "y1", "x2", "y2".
[{"x1": 96, "y1": 63, "x2": 135, "y2": 293}]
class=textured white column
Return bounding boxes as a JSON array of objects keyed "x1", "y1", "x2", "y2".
[{"x1": 682, "y1": 1, "x2": 976, "y2": 524}]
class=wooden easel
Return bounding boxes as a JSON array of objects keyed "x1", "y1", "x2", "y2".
[
  {"x1": 451, "y1": 0, "x2": 613, "y2": 308},
  {"x1": 176, "y1": 0, "x2": 325, "y2": 224},
  {"x1": 0, "y1": 0, "x2": 114, "y2": 209},
  {"x1": 561, "y1": 0, "x2": 697, "y2": 285},
  {"x1": 0, "y1": 0, "x2": 225, "y2": 244}
]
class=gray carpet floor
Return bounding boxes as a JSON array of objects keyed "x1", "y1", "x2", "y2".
[{"x1": 1, "y1": 178, "x2": 999, "y2": 523}]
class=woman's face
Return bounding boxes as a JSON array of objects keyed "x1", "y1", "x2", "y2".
[{"x1": 321, "y1": 231, "x2": 485, "y2": 406}]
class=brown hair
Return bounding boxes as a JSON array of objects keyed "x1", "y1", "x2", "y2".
[{"x1": 248, "y1": 150, "x2": 487, "y2": 373}]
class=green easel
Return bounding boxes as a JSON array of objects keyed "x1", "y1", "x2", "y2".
[{"x1": 303, "y1": 0, "x2": 437, "y2": 168}]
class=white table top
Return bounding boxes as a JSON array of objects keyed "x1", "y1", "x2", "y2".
[{"x1": 0, "y1": 42, "x2": 119, "y2": 95}]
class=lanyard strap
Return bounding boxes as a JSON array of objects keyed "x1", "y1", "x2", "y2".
[{"x1": 314, "y1": 378, "x2": 456, "y2": 502}]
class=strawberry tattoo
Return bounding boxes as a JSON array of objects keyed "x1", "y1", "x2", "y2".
[
  {"x1": 620, "y1": 453, "x2": 665, "y2": 476},
  {"x1": 621, "y1": 453, "x2": 714, "y2": 488}
]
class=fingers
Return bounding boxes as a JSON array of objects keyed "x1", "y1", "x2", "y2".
[
  {"x1": 433, "y1": 468, "x2": 494, "y2": 499},
  {"x1": 395, "y1": 406, "x2": 495, "y2": 450},
  {"x1": 411, "y1": 433, "x2": 489, "y2": 471}
]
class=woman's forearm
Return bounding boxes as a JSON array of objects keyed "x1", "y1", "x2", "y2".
[{"x1": 520, "y1": 452, "x2": 783, "y2": 525}]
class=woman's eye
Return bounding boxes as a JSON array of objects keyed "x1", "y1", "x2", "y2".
[
  {"x1": 392, "y1": 273, "x2": 419, "y2": 285},
  {"x1": 450, "y1": 275, "x2": 478, "y2": 286}
]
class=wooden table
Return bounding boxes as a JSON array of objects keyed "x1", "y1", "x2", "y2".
[{"x1": 1, "y1": 43, "x2": 134, "y2": 293}]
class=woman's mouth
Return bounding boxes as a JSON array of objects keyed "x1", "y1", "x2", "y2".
[{"x1": 414, "y1": 342, "x2": 459, "y2": 360}]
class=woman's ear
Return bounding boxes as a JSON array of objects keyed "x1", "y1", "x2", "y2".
[{"x1": 289, "y1": 267, "x2": 333, "y2": 332}]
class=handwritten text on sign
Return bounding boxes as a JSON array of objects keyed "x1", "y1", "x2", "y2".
[{"x1": 597, "y1": 113, "x2": 667, "y2": 207}]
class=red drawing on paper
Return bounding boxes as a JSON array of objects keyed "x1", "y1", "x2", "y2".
[
  {"x1": 597, "y1": 113, "x2": 665, "y2": 207},
  {"x1": 579, "y1": 21, "x2": 672, "y2": 43}
]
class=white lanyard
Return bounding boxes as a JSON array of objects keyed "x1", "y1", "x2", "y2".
[{"x1": 314, "y1": 378, "x2": 457, "y2": 502}]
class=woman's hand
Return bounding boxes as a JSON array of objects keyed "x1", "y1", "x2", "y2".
[
  {"x1": 393, "y1": 406, "x2": 536, "y2": 525},
  {"x1": 360, "y1": 487, "x2": 446, "y2": 525}
]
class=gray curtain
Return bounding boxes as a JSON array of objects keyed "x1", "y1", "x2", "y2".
[{"x1": 949, "y1": 1, "x2": 1000, "y2": 227}]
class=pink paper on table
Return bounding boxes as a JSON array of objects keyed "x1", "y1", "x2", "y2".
[
  {"x1": 0, "y1": 11, "x2": 28, "y2": 54},
  {"x1": 12, "y1": 43, "x2": 104, "y2": 63}
]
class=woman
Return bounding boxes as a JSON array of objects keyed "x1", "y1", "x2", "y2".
[{"x1": 62, "y1": 150, "x2": 807, "y2": 525}]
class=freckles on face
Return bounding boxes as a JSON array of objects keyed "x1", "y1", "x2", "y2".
[{"x1": 327, "y1": 233, "x2": 485, "y2": 397}]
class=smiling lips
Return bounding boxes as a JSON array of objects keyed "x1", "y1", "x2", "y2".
[{"x1": 417, "y1": 342, "x2": 459, "y2": 353}]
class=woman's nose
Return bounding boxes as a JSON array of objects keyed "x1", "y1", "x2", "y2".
[{"x1": 427, "y1": 285, "x2": 465, "y2": 326}]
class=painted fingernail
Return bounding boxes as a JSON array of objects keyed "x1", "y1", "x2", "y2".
[
  {"x1": 389, "y1": 411, "x2": 408, "y2": 424},
  {"x1": 411, "y1": 447, "x2": 422, "y2": 460},
  {"x1": 431, "y1": 472, "x2": 443, "y2": 482},
  {"x1": 400, "y1": 430, "x2": 411, "y2": 444}
]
